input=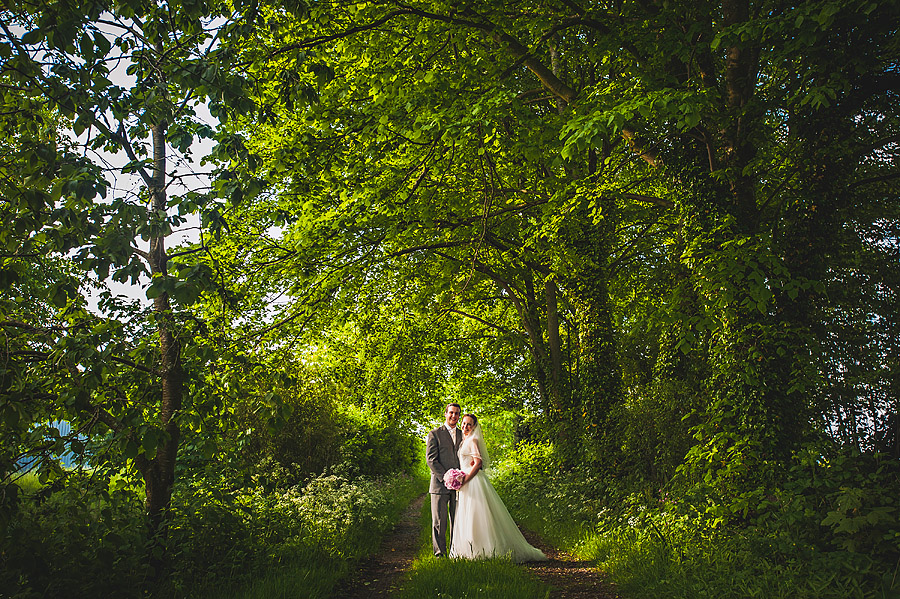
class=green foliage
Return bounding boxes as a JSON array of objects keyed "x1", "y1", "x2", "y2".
[
  {"x1": 490, "y1": 441, "x2": 610, "y2": 545},
  {"x1": 492, "y1": 442, "x2": 900, "y2": 599},
  {"x1": 162, "y1": 467, "x2": 421, "y2": 596},
  {"x1": 1, "y1": 1, "x2": 898, "y2": 597},
  {"x1": 2, "y1": 473, "x2": 148, "y2": 599},
  {"x1": 219, "y1": 358, "x2": 421, "y2": 488},
  {"x1": 780, "y1": 448, "x2": 900, "y2": 558},
  {"x1": 334, "y1": 407, "x2": 420, "y2": 478},
  {"x1": 2, "y1": 465, "x2": 422, "y2": 598}
]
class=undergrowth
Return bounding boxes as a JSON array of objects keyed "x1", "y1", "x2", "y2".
[
  {"x1": 3, "y1": 467, "x2": 422, "y2": 599},
  {"x1": 492, "y1": 441, "x2": 900, "y2": 599}
]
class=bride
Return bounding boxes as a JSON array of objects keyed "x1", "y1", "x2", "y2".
[{"x1": 449, "y1": 413, "x2": 548, "y2": 562}]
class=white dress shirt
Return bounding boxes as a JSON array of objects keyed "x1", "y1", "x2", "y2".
[{"x1": 445, "y1": 423, "x2": 458, "y2": 445}]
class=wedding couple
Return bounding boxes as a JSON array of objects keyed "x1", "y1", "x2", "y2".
[{"x1": 426, "y1": 402, "x2": 547, "y2": 562}]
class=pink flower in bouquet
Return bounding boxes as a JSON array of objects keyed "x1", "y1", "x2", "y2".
[{"x1": 443, "y1": 468, "x2": 466, "y2": 491}]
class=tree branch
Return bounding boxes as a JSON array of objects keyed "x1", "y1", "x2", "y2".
[
  {"x1": 111, "y1": 355, "x2": 156, "y2": 375},
  {"x1": 387, "y1": 241, "x2": 470, "y2": 258},
  {"x1": 444, "y1": 308, "x2": 520, "y2": 339},
  {"x1": 167, "y1": 246, "x2": 206, "y2": 259},
  {"x1": 849, "y1": 171, "x2": 900, "y2": 190},
  {"x1": 621, "y1": 192, "x2": 673, "y2": 208}
]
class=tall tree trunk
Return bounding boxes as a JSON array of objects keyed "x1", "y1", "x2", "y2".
[
  {"x1": 521, "y1": 269, "x2": 556, "y2": 413},
  {"x1": 141, "y1": 121, "x2": 184, "y2": 561},
  {"x1": 565, "y1": 199, "x2": 622, "y2": 468},
  {"x1": 702, "y1": 0, "x2": 807, "y2": 460},
  {"x1": 546, "y1": 279, "x2": 564, "y2": 399},
  {"x1": 893, "y1": 371, "x2": 900, "y2": 460}
]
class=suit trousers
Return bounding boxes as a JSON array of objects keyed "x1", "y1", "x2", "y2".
[{"x1": 431, "y1": 491, "x2": 457, "y2": 556}]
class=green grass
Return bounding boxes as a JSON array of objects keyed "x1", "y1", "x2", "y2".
[
  {"x1": 498, "y1": 482, "x2": 900, "y2": 599},
  {"x1": 208, "y1": 546, "x2": 350, "y2": 599},
  {"x1": 217, "y1": 471, "x2": 428, "y2": 599},
  {"x1": 396, "y1": 556, "x2": 551, "y2": 599},
  {"x1": 392, "y1": 494, "x2": 551, "y2": 599},
  {"x1": 11, "y1": 470, "x2": 43, "y2": 494}
]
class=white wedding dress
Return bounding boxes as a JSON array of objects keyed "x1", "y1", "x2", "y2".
[{"x1": 449, "y1": 425, "x2": 548, "y2": 563}]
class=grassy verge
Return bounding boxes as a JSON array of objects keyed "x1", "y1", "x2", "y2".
[
  {"x1": 392, "y1": 494, "x2": 551, "y2": 599},
  {"x1": 215, "y1": 470, "x2": 427, "y2": 599}
]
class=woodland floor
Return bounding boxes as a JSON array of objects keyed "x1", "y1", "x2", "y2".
[{"x1": 335, "y1": 493, "x2": 621, "y2": 599}]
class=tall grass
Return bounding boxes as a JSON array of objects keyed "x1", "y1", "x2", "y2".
[
  {"x1": 574, "y1": 519, "x2": 898, "y2": 599},
  {"x1": 205, "y1": 544, "x2": 349, "y2": 599}
]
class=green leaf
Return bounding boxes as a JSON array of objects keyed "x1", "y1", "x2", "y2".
[
  {"x1": 21, "y1": 29, "x2": 43, "y2": 45},
  {"x1": 124, "y1": 439, "x2": 139, "y2": 459},
  {"x1": 51, "y1": 284, "x2": 68, "y2": 307}
]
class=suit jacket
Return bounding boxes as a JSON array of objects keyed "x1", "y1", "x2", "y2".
[{"x1": 426, "y1": 425, "x2": 462, "y2": 494}]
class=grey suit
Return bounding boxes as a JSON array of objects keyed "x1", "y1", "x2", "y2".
[{"x1": 426, "y1": 425, "x2": 462, "y2": 556}]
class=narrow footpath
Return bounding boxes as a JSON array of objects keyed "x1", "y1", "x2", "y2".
[
  {"x1": 521, "y1": 529, "x2": 620, "y2": 599},
  {"x1": 334, "y1": 494, "x2": 426, "y2": 598},
  {"x1": 336, "y1": 493, "x2": 620, "y2": 598}
]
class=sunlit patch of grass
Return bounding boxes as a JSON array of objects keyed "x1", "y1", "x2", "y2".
[
  {"x1": 12, "y1": 471, "x2": 43, "y2": 494},
  {"x1": 397, "y1": 555, "x2": 550, "y2": 599},
  {"x1": 393, "y1": 491, "x2": 551, "y2": 599}
]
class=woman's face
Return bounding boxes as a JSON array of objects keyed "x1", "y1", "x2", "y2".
[{"x1": 460, "y1": 416, "x2": 476, "y2": 436}]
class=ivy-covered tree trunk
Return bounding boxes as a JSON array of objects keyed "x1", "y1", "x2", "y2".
[
  {"x1": 647, "y1": 230, "x2": 709, "y2": 481},
  {"x1": 690, "y1": 0, "x2": 804, "y2": 462},
  {"x1": 565, "y1": 201, "x2": 622, "y2": 468}
]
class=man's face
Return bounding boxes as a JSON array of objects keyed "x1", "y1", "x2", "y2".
[{"x1": 445, "y1": 405, "x2": 461, "y2": 428}]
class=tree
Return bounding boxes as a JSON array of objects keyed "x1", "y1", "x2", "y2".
[
  {"x1": 213, "y1": 0, "x2": 899, "y2": 475},
  {"x1": 0, "y1": 0, "x2": 257, "y2": 552},
  {"x1": 208, "y1": 0, "x2": 647, "y2": 464}
]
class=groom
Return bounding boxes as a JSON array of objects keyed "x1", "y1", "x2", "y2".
[{"x1": 426, "y1": 402, "x2": 462, "y2": 557}]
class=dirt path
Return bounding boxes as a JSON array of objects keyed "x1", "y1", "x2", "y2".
[
  {"x1": 521, "y1": 529, "x2": 621, "y2": 599},
  {"x1": 336, "y1": 492, "x2": 620, "y2": 599},
  {"x1": 333, "y1": 493, "x2": 426, "y2": 598}
]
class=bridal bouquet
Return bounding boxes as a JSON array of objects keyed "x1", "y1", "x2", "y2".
[{"x1": 443, "y1": 468, "x2": 466, "y2": 491}]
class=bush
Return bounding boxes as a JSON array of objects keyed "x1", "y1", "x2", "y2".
[
  {"x1": 163, "y1": 466, "x2": 420, "y2": 596},
  {"x1": 289, "y1": 471, "x2": 418, "y2": 559},
  {"x1": 225, "y1": 376, "x2": 419, "y2": 489},
  {"x1": 491, "y1": 441, "x2": 900, "y2": 599},
  {"x1": 2, "y1": 472, "x2": 147, "y2": 599},
  {"x1": 2, "y1": 452, "x2": 423, "y2": 598}
]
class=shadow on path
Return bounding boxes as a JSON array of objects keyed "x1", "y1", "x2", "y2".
[
  {"x1": 521, "y1": 529, "x2": 621, "y2": 599},
  {"x1": 333, "y1": 493, "x2": 425, "y2": 598}
]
